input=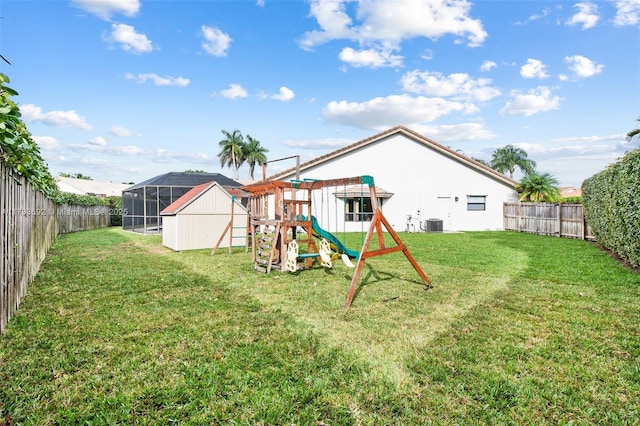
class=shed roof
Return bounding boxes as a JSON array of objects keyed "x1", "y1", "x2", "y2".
[
  {"x1": 160, "y1": 182, "x2": 247, "y2": 216},
  {"x1": 127, "y1": 172, "x2": 240, "y2": 190},
  {"x1": 269, "y1": 125, "x2": 518, "y2": 188}
]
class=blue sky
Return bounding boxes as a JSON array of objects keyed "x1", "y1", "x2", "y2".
[{"x1": 1, "y1": 0, "x2": 639, "y2": 186}]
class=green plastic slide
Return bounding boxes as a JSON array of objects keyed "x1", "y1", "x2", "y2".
[{"x1": 300, "y1": 215, "x2": 360, "y2": 260}]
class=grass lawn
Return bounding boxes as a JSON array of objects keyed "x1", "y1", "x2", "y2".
[{"x1": 1, "y1": 228, "x2": 639, "y2": 425}]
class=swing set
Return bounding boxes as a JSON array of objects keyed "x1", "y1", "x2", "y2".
[{"x1": 241, "y1": 172, "x2": 432, "y2": 308}]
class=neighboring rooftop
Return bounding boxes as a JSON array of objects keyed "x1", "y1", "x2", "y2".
[
  {"x1": 560, "y1": 186, "x2": 583, "y2": 198},
  {"x1": 56, "y1": 176, "x2": 130, "y2": 197},
  {"x1": 127, "y1": 172, "x2": 241, "y2": 190}
]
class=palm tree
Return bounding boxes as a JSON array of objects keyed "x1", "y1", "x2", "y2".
[
  {"x1": 243, "y1": 135, "x2": 269, "y2": 180},
  {"x1": 627, "y1": 117, "x2": 640, "y2": 141},
  {"x1": 515, "y1": 172, "x2": 561, "y2": 202},
  {"x1": 490, "y1": 145, "x2": 536, "y2": 179},
  {"x1": 218, "y1": 129, "x2": 245, "y2": 180}
]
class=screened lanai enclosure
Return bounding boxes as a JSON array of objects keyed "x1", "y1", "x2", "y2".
[{"x1": 122, "y1": 172, "x2": 241, "y2": 234}]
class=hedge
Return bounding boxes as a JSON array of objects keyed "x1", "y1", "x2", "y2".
[{"x1": 582, "y1": 148, "x2": 640, "y2": 268}]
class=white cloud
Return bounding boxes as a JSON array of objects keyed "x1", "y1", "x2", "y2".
[
  {"x1": 20, "y1": 104, "x2": 93, "y2": 130},
  {"x1": 104, "y1": 23, "x2": 153, "y2": 54},
  {"x1": 564, "y1": 55, "x2": 604, "y2": 78},
  {"x1": 411, "y1": 122, "x2": 497, "y2": 142},
  {"x1": 124, "y1": 73, "x2": 190, "y2": 86},
  {"x1": 480, "y1": 60, "x2": 497, "y2": 72},
  {"x1": 400, "y1": 70, "x2": 501, "y2": 102},
  {"x1": 71, "y1": 0, "x2": 140, "y2": 21},
  {"x1": 282, "y1": 137, "x2": 355, "y2": 150},
  {"x1": 338, "y1": 46, "x2": 403, "y2": 68},
  {"x1": 110, "y1": 125, "x2": 139, "y2": 137},
  {"x1": 300, "y1": 0, "x2": 487, "y2": 55},
  {"x1": 88, "y1": 136, "x2": 107, "y2": 146},
  {"x1": 298, "y1": 0, "x2": 356, "y2": 50},
  {"x1": 220, "y1": 83, "x2": 249, "y2": 99},
  {"x1": 323, "y1": 94, "x2": 476, "y2": 129},
  {"x1": 33, "y1": 136, "x2": 60, "y2": 151},
  {"x1": 201, "y1": 25, "x2": 232, "y2": 57},
  {"x1": 270, "y1": 86, "x2": 295, "y2": 102},
  {"x1": 566, "y1": 2, "x2": 600, "y2": 29},
  {"x1": 70, "y1": 140, "x2": 210, "y2": 164},
  {"x1": 520, "y1": 7, "x2": 551, "y2": 24},
  {"x1": 500, "y1": 86, "x2": 562, "y2": 116},
  {"x1": 520, "y1": 58, "x2": 549, "y2": 79},
  {"x1": 613, "y1": 0, "x2": 640, "y2": 26}
]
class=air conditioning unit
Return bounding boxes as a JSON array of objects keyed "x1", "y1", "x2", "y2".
[{"x1": 426, "y1": 218, "x2": 443, "y2": 232}]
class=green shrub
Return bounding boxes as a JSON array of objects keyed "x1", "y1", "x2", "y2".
[
  {"x1": 106, "y1": 196, "x2": 123, "y2": 226},
  {"x1": 0, "y1": 73, "x2": 57, "y2": 196},
  {"x1": 53, "y1": 191, "x2": 109, "y2": 207},
  {"x1": 582, "y1": 148, "x2": 640, "y2": 267},
  {"x1": 561, "y1": 196, "x2": 582, "y2": 204}
]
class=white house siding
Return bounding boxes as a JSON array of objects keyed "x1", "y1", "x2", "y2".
[
  {"x1": 274, "y1": 131, "x2": 517, "y2": 233},
  {"x1": 162, "y1": 184, "x2": 248, "y2": 251}
]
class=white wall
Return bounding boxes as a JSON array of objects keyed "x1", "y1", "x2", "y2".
[
  {"x1": 162, "y1": 185, "x2": 248, "y2": 251},
  {"x1": 275, "y1": 133, "x2": 517, "y2": 232}
]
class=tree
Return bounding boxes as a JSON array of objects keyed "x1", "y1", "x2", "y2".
[
  {"x1": 243, "y1": 134, "x2": 268, "y2": 180},
  {"x1": 217, "y1": 129, "x2": 245, "y2": 180},
  {"x1": 515, "y1": 172, "x2": 561, "y2": 202},
  {"x1": 59, "y1": 172, "x2": 92, "y2": 180},
  {"x1": 627, "y1": 117, "x2": 640, "y2": 141},
  {"x1": 471, "y1": 157, "x2": 491, "y2": 167},
  {"x1": 490, "y1": 145, "x2": 536, "y2": 179}
]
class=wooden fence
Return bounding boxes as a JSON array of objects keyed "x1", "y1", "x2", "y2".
[
  {"x1": 1, "y1": 162, "x2": 110, "y2": 333},
  {"x1": 503, "y1": 202, "x2": 594, "y2": 240}
]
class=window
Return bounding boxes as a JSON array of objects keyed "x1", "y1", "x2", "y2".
[
  {"x1": 467, "y1": 195, "x2": 486, "y2": 211},
  {"x1": 345, "y1": 197, "x2": 373, "y2": 222}
]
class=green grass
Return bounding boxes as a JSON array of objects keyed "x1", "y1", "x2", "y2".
[{"x1": 1, "y1": 228, "x2": 639, "y2": 425}]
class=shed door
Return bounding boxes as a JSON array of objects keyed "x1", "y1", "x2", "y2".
[{"x1": 436, "y1": 197, "x2": 452, "y2": 231}]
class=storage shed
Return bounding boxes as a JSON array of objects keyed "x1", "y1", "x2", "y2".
[
  {"x1": 122, "y1": 172, "x2": 241, "y2": 234},
  {"x1": 160, "y1": 181, "x2": 248, "y2": 251}
]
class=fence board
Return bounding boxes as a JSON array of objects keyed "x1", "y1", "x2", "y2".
[
  {"x1": 1, "y1": 162, "x2": 111, "y2": 333},
  {"x1": 503, "y1": 202, "x2": 594, "y2": 240}
]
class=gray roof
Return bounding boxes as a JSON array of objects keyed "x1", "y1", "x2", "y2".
[{"x1": 126, "y1": 172, "x2": 241, "y2": 190}]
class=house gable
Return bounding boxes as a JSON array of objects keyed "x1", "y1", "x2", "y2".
[{"x1": 269, "y1": 126, "x2": 517, "y2": 189}]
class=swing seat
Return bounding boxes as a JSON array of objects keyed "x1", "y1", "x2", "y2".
[
  {"x1": 319, "y1": 239, "x2": 333, "y2": 268},
  {"x1": 341, "y1": 253, "x2": 355, "y2": 268}
]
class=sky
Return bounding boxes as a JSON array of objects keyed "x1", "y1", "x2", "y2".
[{"x1": 1, "y1": 0, "x2": 639, "y2": 187}]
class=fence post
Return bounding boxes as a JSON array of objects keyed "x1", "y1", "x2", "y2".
[{"x1": 557, "y1": 203, "x2": 561, "y2": 237}]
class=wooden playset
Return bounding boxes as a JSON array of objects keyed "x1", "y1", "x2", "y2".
[{"x1": 241, "y1": 173, "x2": 432, "y2": 308}]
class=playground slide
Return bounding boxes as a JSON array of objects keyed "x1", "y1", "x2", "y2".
[{"x1": 307, "y1": 216, "x2": 360, "y2": 260}]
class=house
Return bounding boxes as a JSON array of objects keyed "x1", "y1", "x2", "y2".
[
  {"x1": 267, "y1": 126, "x2": 518, "y2": 232},
  {"x1": 122, "y1": 172, "x2": 241, "y2": 234},
  {"x1": 560, "y1": 186, "x2": 582, "y2": 198},
  {"x1": 161, "y1": 181, "x2": 248, "y2": 251},
  {"x1": 55, "y1": 176, "x2": 130, "y2": 197}
]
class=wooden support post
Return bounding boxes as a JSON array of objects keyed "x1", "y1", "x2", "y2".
[
  {"x1": 344, "y1": 208, "x2": 432, "y2": 309},
  {"x1": 211, "y1": 196, "x2": 238, "y2": 255}
]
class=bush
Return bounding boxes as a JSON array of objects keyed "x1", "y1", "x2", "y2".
[
  {"x1": 106, "y1": 196, "x2": 123, "y2": 226},
  {"x1": 582, "y1": 148, "x2": 640, "y2": 267},
  {"x1": 0, "y1": 73, "x2": 57, "y2": 196},
  {"x1": 561, "y1": 196, "x2": 582, "y2": 204}
]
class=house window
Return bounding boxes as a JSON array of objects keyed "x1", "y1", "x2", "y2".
[
  {"x1": 467, "y1": 195, "x2": 486, "y2": 211},
  {"x1": 345, "y1": 197, "x2": 373, "y2": 222}
]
